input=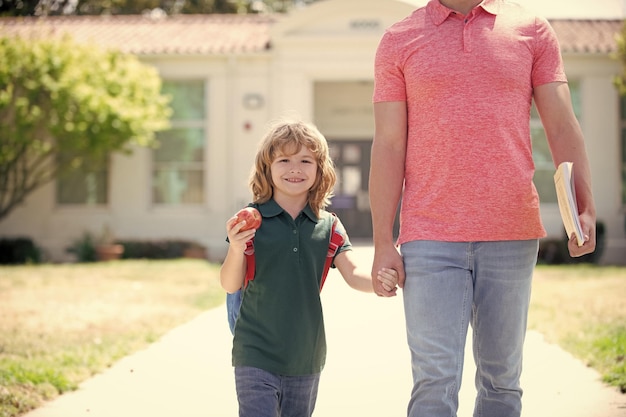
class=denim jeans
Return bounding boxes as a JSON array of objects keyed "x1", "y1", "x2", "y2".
[
  {"x1": 401, "y1": 240, "x2": 538, "y2": 417},
  {"x1": 235, "y1": 366, "x2": 320, "y2": 417}
]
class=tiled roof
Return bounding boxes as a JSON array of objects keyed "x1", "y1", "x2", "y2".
[
  {"x1": 550, "y1": 19, "x2": 623, "y2": 54},
  {"x1": 0, "y1": 14, "x2": 277, "y2": 55},
  {"x1": 0, "y1": 14, "x2": 622, "y2": 55}
]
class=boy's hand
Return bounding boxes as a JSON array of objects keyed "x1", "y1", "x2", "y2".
[
  {"x1": 226, "y1": 216, "x2": 257, "y2": 253},
  {"x1": 376, "y1": 267, "x2": 398, "y2": 296}
]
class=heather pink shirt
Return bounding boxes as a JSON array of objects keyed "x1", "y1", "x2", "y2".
[{"x1": 373, "y1": 0, "x2": 567, "y2": 244}]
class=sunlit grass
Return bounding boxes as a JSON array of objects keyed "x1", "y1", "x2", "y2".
[
  {"x1": 1, "y1": 261, "x2": 624, "y2": 417},
  {"x1": 529, "y1": 264, "x2": 626, "y2": 392},
  {"x1": 0, "y1": 260, "x2": 224, "y2": 417}
]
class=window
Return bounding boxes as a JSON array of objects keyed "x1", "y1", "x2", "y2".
[
  {"x1": 57, "y1": 155, "x2": 108, "y2": 205},
  {"x1": 532, "y1": 80, "x2": 581, "y2": 203},
  {"x1": 620, "y1": 97, "x2": 626, "y2": 205},
  {"x1": 152, "y1": 80, "x2": 206, "y2": 205}
]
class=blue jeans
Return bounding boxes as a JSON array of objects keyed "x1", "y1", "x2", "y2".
[
  {"x1": 235, "y1": 367, "x2": 320, "y2": 417},
  {"x1": 401, "y1": 240, "x2": 538, "y2": 417}
]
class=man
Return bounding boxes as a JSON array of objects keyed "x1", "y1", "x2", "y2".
[{"x1": 369, "y1": 1, "x2": 596, "y2": 416}]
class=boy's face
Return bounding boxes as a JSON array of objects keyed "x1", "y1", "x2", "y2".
[{"x1": 270, "y1": 145, "x2": 317, "y2": 201}]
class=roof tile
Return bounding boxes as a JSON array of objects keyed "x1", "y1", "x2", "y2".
[
  {"x1": 0, "y1": 14, "x2": 622, "y2": 55},
  {"x1": 0, "y1": 14, "x2": 276, "y2": 55},
  {"x1": 550, "y1": 19, "x2": 623, "y2": 54}
]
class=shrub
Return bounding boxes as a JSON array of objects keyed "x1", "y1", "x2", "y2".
[
  {"x1": 118, "y1": 240, "x2": 201, "y2": 259},
  {"x1": 0, "y1": 238, "x2": 41, "y2": 264},
  {"x1": 66, "y1": 232, "x2": 97, "y2": 263}
]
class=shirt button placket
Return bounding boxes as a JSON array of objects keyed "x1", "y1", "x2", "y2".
[
  {"x1": 463, "y1": 16, "x2": 471, "y2": 52},
  {"x1": 292, "y1": 228, "x2": 299, "y2": 255}
]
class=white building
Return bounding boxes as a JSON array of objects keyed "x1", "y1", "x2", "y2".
[{"x1": 1, "y1": 0, "x2": 625, "y2": 264}]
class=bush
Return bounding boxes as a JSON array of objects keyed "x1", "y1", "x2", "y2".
[
  {"x1": 66, "y1": 235, "x2": 205, "y2": 262},
  {"x1": 0, "y1": 238, "x2": 41, "y2": 264},
  {"x1": 118, "y1": 240, "x2": 201, "y2": 259},
  {"x1": 66, "y1": 232, "x2": 97, "y2": 262}
]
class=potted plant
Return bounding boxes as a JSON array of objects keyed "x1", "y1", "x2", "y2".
[
  {"x1": 95, "y1": 224, "x2": 124, "y2": 261},
  {"x1": 183, "y1": 242, "x2": 207, "y2": 259}
]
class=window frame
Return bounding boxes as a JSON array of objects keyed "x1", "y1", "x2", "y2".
[
  {"x1": 56, "y1": 153, "x2": 110, "y2": 207},
  {"x1": 619, "y1": 96, "x2": 626, "y2": 205},
  {"x1": 151, "y1": 79, "x2": 208, "y2": 207}
]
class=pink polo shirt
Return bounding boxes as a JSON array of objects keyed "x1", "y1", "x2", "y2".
[{"x1": 373, "y1": 0, "x2": 567, "y2": 244}]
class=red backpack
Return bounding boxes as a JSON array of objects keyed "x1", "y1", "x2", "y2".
[
  {"x1": 227, "y1": 215, "x2": 345, "y2": 334},
  {"x1": 243, "y1": 214, "x2": 345, "y2": 290}
]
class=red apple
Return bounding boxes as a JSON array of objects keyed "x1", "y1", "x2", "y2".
[{"x1": 235, "y1": 207, "x2": 262, "y2": 231}]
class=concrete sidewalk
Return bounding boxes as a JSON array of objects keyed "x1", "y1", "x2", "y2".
[{"x1": 24, "y1": 246, "x2": 625, "y2": 417}]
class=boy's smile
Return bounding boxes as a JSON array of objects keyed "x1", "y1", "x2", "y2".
[{"x1": 271, "y1": 146, "x2": 317, "y2": 202}]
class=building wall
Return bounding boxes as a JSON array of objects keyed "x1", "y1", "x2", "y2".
[
  {"x1": 0, "y1": 0, "x2": 624, "y2": 264},
  {"x1": 560, "y1": 53, "x2": 625, "y2": 263}
]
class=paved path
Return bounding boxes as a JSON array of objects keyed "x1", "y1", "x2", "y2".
[{"x1": 24, "y1": 245, "x2": 625, "y2": 417}]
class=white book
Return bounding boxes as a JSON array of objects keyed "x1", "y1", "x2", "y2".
[{"x1": 553, "y1": 161, "x2": 584, "y2": 247}]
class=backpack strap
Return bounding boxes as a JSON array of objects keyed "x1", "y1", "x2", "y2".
[
  {"x1": 242, "y1": 213, "x2": 344, "y2": 291},
  {"x1": 243, "y1": 239, "x2": 255, "y2": 289},
  {"x1": 320, "y1": 214, "x2": 345, "y2": 291}
]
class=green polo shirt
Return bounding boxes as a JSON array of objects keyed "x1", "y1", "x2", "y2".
[{"x1": 232, "y1": 199, "x2": 351, "y2": 376}]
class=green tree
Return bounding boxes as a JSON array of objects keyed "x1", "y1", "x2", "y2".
[
  {"x1": 0, "y1": 0, "x2": 238, "y2": 15},
  {"x1": 0, "y1": 0, "x2": 38, "y2": 16},
  {"x1": 614, "y1": 21, "x2": 626, "y2": 205},
  {"x1": 0, "y1": 0, "x2": 320, "y2": 16},
  {"x1": 0, "y1": 35, "x2": 171, "y2": 220},
  {"x1": 615, "y1": 21, "x2": 626, "y2": 96},
  {"x1": 72, "y1": 0, "x2": 238, "y2": 15}
]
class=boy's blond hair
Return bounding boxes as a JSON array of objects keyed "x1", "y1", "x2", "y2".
[{"x1": 249, "y1": 120, "x2": 336, "y2": 217}]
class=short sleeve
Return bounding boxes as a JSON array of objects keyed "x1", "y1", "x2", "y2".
[
  {"x1": 373, "y1": 31, "x2": 408, "y2": 103},
  {"x1": 531, "y1": 16, "x2": 567, "y2": 87}
]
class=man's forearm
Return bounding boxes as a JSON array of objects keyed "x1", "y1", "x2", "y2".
[{"x1": 369, "y1": 143, "x2": 405, "y2": 246}]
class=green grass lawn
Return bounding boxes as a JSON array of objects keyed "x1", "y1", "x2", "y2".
[
  {"x1": 529, "y1": 264, "x2": 626, "y2": 392},
  {"x1": 0, "y1": 260, "x2": 224, "y2": 417},
  {"x1": 0, "y1": 261, "x2": 624, "y2": 417}
]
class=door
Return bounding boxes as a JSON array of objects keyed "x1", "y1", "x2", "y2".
[{"x1": 328, "y1": 140, "x2": 373, "y2": 238}]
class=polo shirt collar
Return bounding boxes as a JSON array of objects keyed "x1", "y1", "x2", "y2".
[
  {"x1": 427, "y1": 0, "x2": 499, "y2": 26},
  {"x1": 300, "y1": 205, "x2": 318, "y2": 223},
  {"x1": 256, "y1": 199, "x2": 283, "y2": 218},
  {"x1": 256, "y1": 199, "x2": 319, "y2": 223}
]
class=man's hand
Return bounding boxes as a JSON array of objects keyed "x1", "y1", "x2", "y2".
[
  {"x1": 371, "y1": 243, "x2": 405, "y2": 297},
  {"x1": 568, "y1": 213, "x2": 596, "y2": 257}
]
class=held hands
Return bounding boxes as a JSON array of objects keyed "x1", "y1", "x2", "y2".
[
  {"x1": 376, "y1": 267, "x2": 399, "y2": 297},
  {"x1": 372, "y1": 243, "x2": 405, "y2": 297}
]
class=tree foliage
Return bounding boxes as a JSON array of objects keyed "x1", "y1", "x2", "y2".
[
  {"x1": 614, "y1": 21, "x2": 626, "y2": 96},
  {"x1": 0, "y1": 35, "x2": 171, "y2": 220},
  {"x1": 0, "y1": 0, "x2": 319, "y2": 16}
]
